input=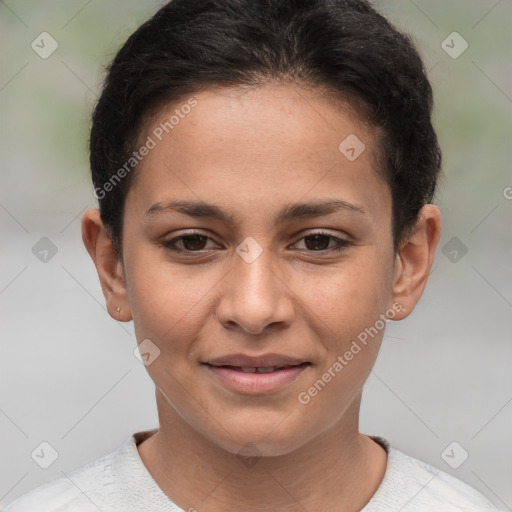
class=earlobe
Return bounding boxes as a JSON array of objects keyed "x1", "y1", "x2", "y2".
[
  {"x1": 81, "y1": 209, "x2": 133, "y2": 322},
  {"x1": 390, "y1": 204, "x2": 442, "y2": 321}
]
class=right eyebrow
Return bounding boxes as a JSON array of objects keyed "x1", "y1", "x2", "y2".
[{"x1": 145, "y1": 200, "x2": 235, "y2": 223}]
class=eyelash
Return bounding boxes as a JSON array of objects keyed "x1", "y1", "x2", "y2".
[{"x1": 161, "y1": 230, "x2": 353, "y2": 254}]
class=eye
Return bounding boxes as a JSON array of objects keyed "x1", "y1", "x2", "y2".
[
  {"x1": 162, "y1": 231, "x2": 220, "y2": 252},
  {"x1": 161, "y1": 230, "x2": 353, "y2": 255},
  {"x1": 293, "y1": 231, "x2": 353, "y2": 252}
]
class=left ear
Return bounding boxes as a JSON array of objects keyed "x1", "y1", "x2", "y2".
[{"x1": 389, "y1": 204, "x2": 442, "y2": 320}]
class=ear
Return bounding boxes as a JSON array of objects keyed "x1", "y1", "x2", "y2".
[
  {"x1": 389, "y1": 204, "x2": 442, "y2": 320},
  {"x1": 81, "y1": 209, "x2": 132, "y2": 322}
]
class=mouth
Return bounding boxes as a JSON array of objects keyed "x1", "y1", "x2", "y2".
[
  {"x1": 202, "y1": 355, "x2": 311, "y2": 394},
  {"x1": 206, "y1": 363, "x2": 310, "y2": 373}
]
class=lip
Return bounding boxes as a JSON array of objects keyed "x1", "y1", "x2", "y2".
[{"x1": 203, "y1": 353, "x2": 311, "y2": 395}]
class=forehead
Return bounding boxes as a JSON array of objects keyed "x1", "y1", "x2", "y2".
[{"x1": 127, "y1": 84, "x2": 390, "y2": 225}]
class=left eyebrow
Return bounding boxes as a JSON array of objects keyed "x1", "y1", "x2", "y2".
[
  {"x1": 144, "y1": 198, "x2": 366, "y2": 224},
  {"x1": 274, "y1": 199, "x2": 366, "y2": 224}
]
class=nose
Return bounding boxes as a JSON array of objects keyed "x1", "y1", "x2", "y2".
[{"x1": 215, "y1": 244, "x2": 295, "y2": 335}]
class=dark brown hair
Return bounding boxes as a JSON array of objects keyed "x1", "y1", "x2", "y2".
[{"x1": 90, "y1": 0, "x2": 441, "y2": 256}]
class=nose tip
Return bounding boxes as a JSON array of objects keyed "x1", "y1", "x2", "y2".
[
  {"x1": 218, "y1": 288, "x2": 292, "y2": 336},
  {"x1": 232, "y1": 311, "x2": 279, "y2": 336}
]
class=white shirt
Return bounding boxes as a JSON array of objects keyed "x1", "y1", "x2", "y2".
[{"x1": 3, "y1": 430, "x2": 501, "y2": 511}]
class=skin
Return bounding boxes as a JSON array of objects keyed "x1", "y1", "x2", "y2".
[{"x1": 82, "y1": 83, "x2": 441, "y2": 511}]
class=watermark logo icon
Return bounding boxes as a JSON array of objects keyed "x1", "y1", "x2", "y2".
[
  {"x1": 441, "y1": 441, "x2": 469, "y2": 469},
  {"x1": 236, "y1": 237, "x2": 263, "y2": 264},
  {"x1": 442, "y1": 236, "x2": 468, "y2": 263},
  {"x1": 237, "y1": 442, "x2": 262, "y2": 468},
  {"x1": 133, "y1": 338, "x2": 161, "y2": 366},
  {"x1": 338, "y1": 134, "x2": 366, "y2": 161},
  {"x1": 31, "y1": 441, "x2": 59, "y2": 469},
  {"x1": 441, "y1": 32, "x2": 468, "y2": 59},
  {"x1": 32, "y1": 237, "x2": 58, "y2": 263},
  {"x1": 31, "y1": 32, "x2": 59, "y2": 59}
]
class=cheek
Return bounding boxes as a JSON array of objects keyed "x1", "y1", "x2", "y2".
[
  {"x1": 295, "y1": 265, "x2": 390, "y2": 422},
  {"x1": 125, "y1": 247, "x2": 213, "y2": 344},
  {"x1": 293, "y1": 252, "x2": 394, "y2": 337}
]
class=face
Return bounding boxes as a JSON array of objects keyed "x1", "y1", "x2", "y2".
[{"x1": 98, "y1": 84, "x2": 410, "y2": 456}]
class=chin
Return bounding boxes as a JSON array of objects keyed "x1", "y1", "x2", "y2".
[{"x1": 207, "y1": 416, "x2": 317, "y2": 459}]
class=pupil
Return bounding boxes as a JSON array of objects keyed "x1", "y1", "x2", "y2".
[
  {"x1": 183, "y1": 235, "x2": 206, "y2": 250},
  {"x1": 305, "y1": 234, "x2": 329, "y2": 251}
]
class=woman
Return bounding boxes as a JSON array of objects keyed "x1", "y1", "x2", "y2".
[{"x1": 4, "y1": 0, "x2": 501, "y2": 510}]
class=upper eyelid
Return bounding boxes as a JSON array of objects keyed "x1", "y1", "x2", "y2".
[{"x1": 165, "y1": 230, "x2": 350, "y2": 249}]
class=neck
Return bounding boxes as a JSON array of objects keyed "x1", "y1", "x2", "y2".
[{"x1": 137, "y1": 390, "x2": 387, "y2": 512}]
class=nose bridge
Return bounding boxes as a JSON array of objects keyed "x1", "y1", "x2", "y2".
[
  {"x1": 216, "y1": 239, "x2": 293, "y2": 334},
  {"x1": 236, "y1": 246, "x2": 278, "y2": 300}
]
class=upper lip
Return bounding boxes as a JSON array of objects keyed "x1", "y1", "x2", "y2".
[{"x1": 205, "y1": 353, "x2": 310, "y2": 368}]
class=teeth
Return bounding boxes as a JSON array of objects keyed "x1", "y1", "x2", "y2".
[
  {"x1": 255, "y1": 366, "x2": 276, "y2": 373},
  {"x1": 229, "y1": 365, "x2": 304, "y2": 373},
  {"x1": 239, "y1": 366, "x2": 278, "y2": 373}
]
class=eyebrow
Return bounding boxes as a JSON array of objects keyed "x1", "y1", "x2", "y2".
[{"x1": 144, "y1": 198, "x2": 366, "y2": 224}]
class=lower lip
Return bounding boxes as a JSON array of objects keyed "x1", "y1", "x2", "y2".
[{"x1": 204, "y1": 364, "x2": 310, "y2": 395}]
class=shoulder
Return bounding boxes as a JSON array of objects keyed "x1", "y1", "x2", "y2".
[
  {"x1": 2, "y1": 429, "x2": 182, "y2": 512},
  {"x1": 2, "y1": 439, "x2": 129, "y2": 512},
  {"x1": 365, "y1": 437, "x2": 501, "y2": 511}
]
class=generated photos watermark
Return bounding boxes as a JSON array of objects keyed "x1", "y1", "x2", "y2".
[
  {"x1": 94, "y1": 97, "x2": 198, "y2": 200},
  {"x1": 297, "y1": 301, "x2": 403, "y2": 405}
]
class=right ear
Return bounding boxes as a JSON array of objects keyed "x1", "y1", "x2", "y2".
[{"x1": 81, "y1": 209, "x2": 132, "y2": 322}]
